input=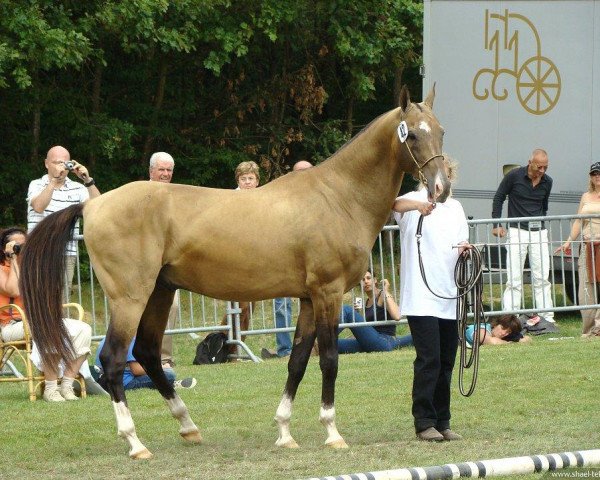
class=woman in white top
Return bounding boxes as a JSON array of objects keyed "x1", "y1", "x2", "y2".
[{"x1": 392, "y1": 154, "x2": 470, "y2": 442}]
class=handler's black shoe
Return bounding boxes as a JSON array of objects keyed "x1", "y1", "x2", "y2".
[
  {"x1": 439, "y1": 429, "x2": 463, "y2": 441},
  {"x1": 416, "y1": 427, "x2": 444, "y2": 442}
]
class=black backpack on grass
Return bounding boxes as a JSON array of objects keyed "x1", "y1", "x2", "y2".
[{"x1": 193, "y1": 332, "x2": 229, "y2": 365}]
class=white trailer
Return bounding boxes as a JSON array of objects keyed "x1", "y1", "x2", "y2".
[{"x1": 422, "y1": 0, "x2": 600, "y2": 220}]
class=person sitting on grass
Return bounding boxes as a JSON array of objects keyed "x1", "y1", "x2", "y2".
[
  {"x1": 465, "y1": 314, "x2": 532, "y2": 346},
  {"x1": 337, "y1": 270, "x2": 412, "y2": 353},
  {"x1": 95, "y1": 337, "x2": 197, "y2": 390}
]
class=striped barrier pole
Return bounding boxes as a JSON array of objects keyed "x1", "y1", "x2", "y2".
[{"x1": 306, "y1": 449, "x2": 600, "y2": 480}]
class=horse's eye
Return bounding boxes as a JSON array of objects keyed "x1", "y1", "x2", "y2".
[{"x1": 407, "y1": 132, "x2": 417, "y2": 140}]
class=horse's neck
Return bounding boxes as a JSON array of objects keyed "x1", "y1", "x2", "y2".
[{"x1": 324, "y1": 113, "x2": 407, "y2": 233}]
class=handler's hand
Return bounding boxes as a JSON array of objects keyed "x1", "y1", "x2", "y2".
[
  {"x1": 417, "y1": 202, "x2": 435, "y2": 216},
  {"x1": 458, "y1": 241, "x2": 473, "y2": 256}
]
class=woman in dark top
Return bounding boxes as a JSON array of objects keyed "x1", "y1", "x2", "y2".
[{"x1": 337, "y1": 271, "x2": 412, "y2": 353}]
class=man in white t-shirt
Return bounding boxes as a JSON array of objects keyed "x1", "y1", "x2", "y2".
[{"x1": 27, "y1": 145, "x2": 101, "y2": 298}]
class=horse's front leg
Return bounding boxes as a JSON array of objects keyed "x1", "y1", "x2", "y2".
[
  {"x1": 275, "y1": 298, "x2": 315, "y2": 448},
  {"x1": 315, "y1": 293, "x2": 348, "y2": 449}
]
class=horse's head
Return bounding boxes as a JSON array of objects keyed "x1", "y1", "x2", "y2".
[{"x1": 398, "y1": 84, "x2": 450, "y2": 203}]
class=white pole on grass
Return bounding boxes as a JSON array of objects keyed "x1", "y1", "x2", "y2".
[{"x1": 306, "y1": 449, "x2": 600, "y2": 480}]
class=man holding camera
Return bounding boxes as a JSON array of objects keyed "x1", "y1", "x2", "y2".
[{"x1": 27, "y1": 145, "x2": 101, "y2": 297}]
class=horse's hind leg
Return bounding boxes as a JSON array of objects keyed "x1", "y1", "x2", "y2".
[
  {"x1": 99, "y1": 304, "x2": 153, "y2": 459},
  {"x1": 314, "y1": 290, "x2": 347, "y2": 448},
  {"x1": 275, "y1": 298, "x2": 316, "y2": 448},
  {"x1": 134, "y1": 283, "x2": 202, "y2": 445}
]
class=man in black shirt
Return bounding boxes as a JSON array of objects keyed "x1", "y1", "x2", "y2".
[{"x1": 491, "y1": 148, "x2": 556, "y2": 328}]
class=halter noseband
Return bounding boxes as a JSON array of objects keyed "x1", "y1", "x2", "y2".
[
  {"x1": 397, "y1": 117, "x2": 443, "y2": 186},
  {"x1": 404, "y1": 141, "x2": 444, "y2": 187}
]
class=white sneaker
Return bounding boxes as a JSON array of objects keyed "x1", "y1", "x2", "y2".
[
  {"x1": 174, "y1": 377, "x2": 197, "y2": 389},
  {"x1": 59, "y1": 385, "x2": 79, "y2": 401},
  {"x1": 43, "y1": 389, "x2": 66, "y2": 402}
]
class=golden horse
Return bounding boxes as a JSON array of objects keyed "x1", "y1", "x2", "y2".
[{"x1": 20, "y1": 86, "x2": 449, "y2": 459}]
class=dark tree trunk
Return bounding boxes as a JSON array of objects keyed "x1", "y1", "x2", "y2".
[
  {"x1": 31, "y1": 68, "x2": 40, "y2": 162},
  {"x1": 346, "y1": 96, "x2": 354, "y2": 135},
  {"x1": 89, "y1": 60, "x2": 103, "y2": 170},
  {"x1": 393, "y1": 65, "x2": 404, "y2": 108},
  {"x1": 141, "y1": 57, "x2": 168, "y2": 167}
]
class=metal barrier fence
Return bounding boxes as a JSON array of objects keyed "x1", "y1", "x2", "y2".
[{"x1": 68, "y1": 213, "x2": 598, "y2": 345}]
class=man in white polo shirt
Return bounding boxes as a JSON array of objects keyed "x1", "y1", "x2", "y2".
[
  {"x1": 27, "y1": 145, "x2": 101, "y2": 297},
  {"x1": 148, "y1": 152, "x2": 178, "y2": 368}
]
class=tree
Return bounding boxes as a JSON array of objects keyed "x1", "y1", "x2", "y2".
[{"x1": 0, "y1": 0, "x2": 424, "y2": 226}]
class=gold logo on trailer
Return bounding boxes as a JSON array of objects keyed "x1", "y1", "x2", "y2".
[{"x1": 472, "y1": 9, "x2": 561, "y2": 115}]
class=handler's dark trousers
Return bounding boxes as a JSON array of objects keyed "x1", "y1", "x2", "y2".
[{"x1": 407, "y1": 316, "x2": 458, "y2": 433}]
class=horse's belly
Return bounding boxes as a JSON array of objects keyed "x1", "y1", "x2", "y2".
[{"x1": 164, "y1": 257, "x2": 306, "y2": 302}]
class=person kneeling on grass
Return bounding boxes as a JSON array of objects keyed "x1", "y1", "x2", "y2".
[
  {"x1": 465, "y1": 314, "x2": 532, "y2": 346},
  {"x1": 95, "y1": 337, "x2": 197, "y2": 390}
]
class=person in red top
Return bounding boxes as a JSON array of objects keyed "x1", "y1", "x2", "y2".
[
  {"x1": 0, "y1": 227, "x2": 26, "y2": 342},
  {"x1": 0, "y1": 226, "x2": 97, "y2": 402}
]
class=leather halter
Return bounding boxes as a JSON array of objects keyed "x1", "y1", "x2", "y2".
[{"x1": 401, "y1": 137, "x2": 443, "y2": 187}]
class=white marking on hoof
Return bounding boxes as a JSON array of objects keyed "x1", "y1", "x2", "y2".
[
  {"x1": 320, "y1": 405, "x2": 346, "y2": 449},
  {"x1": 113, "y1": 401, "x2": 150, "y2": 460},
  {"x1": 166, "y1": 396, "x2": 201, "y2": 443},
  {"x1": 275, "y1": 394, "x2": 296, "y2": 449}
]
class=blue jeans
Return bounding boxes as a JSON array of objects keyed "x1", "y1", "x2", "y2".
[
  {"x1": 125, "y1": 368, "x2": 176, "y2": 390},
  {"x1": 337, "y1": 305, "x2": 412, "y2": 353},
  {"x1": 274, "y1": 297, "x2": 293, "y2": 357}
]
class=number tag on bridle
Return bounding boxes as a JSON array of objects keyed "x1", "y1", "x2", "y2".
[{"x1": 397, "y1": 121, "x2": 408, "y2": 143}]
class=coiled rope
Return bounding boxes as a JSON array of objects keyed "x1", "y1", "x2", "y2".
[{"x1": 416, "y1": 214, "x2": 486, "y2": 396}]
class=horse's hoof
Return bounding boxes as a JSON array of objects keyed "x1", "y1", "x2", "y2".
[
  {"x1": 325, "y1": 439, "x2": 348, "y2": 449},
  {"x1": 276, "y1": 438, "x2": 299, "y2": 448},
  {"x1": 181, "y1": 431, "x2": 203, "y2": 444},
  {"x1": 130, "y1": 448, "x2": 153, "y2": 460}
]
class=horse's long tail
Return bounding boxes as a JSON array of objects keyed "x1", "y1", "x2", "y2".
[{"x1": 20, "y1": 203, "x2": 85, "y2": 368}]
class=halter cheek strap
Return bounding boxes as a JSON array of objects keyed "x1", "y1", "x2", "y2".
[{"x1": 403, "y1": 140, "x2": 444, "y2": 186}]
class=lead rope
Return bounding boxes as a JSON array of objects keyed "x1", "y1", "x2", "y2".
[{"x1": 415, "y1": 214, "x2": 486, "y2": 397}]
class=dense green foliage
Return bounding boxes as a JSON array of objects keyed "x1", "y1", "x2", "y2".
[{"x1": 0, "y1": 0, "x2": 423, "y2": 225}]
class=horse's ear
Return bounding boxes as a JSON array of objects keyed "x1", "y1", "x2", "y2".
[
  {"x1": 424, "y1": 82, "x2": 436, "y2": 108},
  {"x1": 399, "y1": 85, "x2": 411, "y2": 111}
]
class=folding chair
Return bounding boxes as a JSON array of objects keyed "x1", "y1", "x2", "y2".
[{"x1": 0, "y1": 303, "x2": 87, "y2": 401}]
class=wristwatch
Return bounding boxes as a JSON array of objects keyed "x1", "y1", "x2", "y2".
[{"x1": 84, "y1": 178, "x2": 95, "y2": 187}]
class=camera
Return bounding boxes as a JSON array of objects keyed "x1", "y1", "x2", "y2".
[
  {"x1": 64, "y1": 161, "x2": 75, "y2": 171},
  {"x1": 12, "y1": 244, "x2": 21, "y2": 255}
]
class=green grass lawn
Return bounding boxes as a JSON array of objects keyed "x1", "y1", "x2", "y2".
[{"x1": 1, "y1": 313, "x2": 598, "y2": 480}]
